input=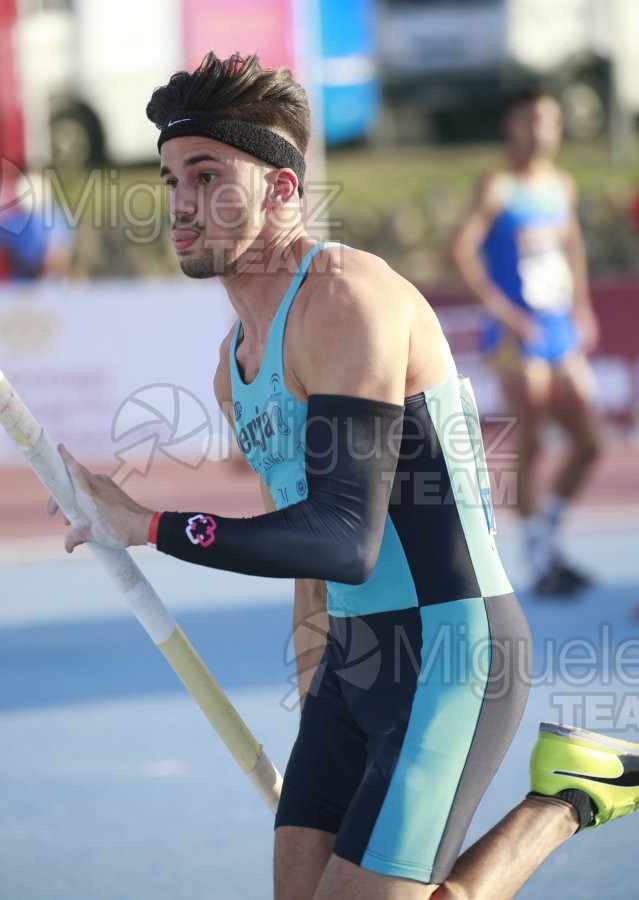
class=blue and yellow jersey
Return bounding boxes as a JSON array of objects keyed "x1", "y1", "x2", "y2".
[{"x1": 481, "y1": 174, "x2": 579, "y2": 361}]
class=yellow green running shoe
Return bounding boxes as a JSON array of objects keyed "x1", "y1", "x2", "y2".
[{"x1": 530, "y1": 722, "x2": 639, "y2": 828}]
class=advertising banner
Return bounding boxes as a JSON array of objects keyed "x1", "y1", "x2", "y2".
[{"x1": 0, "y1": 277, "x2": 236, "y2": 468}]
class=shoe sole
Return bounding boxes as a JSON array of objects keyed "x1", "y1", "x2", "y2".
[{"x1": 540, "y1": 722, "x2": 639, "y2": 755}]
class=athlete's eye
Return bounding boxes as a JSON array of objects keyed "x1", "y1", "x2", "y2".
[
  {"x1": 164, "y1": 178, "x2": 177, "y2": 189},
  {"x1": 199, "y1": 172, "x2": 216, "y2": 185}
]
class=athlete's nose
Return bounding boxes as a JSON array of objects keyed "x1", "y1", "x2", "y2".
[{"x1": 169, "y1": 181, "x2": 198, "y2": 221}]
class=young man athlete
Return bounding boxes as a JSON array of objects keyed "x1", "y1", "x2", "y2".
[
  {"x1": 56, "y1": 55, "x2": 639, "y2": 899},
  {"x1": 450, "y1": 88, "x2": 603, "y2": 597}
]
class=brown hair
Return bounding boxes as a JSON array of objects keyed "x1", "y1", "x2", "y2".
[{"x1": 146, "y1": 51, "x2": 311, "y2": 154}]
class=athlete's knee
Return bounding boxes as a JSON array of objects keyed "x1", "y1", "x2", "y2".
[
  {"x1": 581, "y1": 435, "x2": 602, "y2": 467},
  {"x1": 570, "y1": 426, "x2": 603, "y2": 468},
  {"x1": 431, "y1": 881, "x2": 470, "y2": 899},
  {"x1": 517, "y1": 428, "x2": 542, "y2": 465}
]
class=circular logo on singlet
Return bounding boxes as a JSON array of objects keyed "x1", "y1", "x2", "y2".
[{"x1": 233, "y1": 401, "x2": 243, "y2": 421}]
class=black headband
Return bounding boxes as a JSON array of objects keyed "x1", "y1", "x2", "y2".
[{"x1": 157, "y1": 110, "x2": 305, "y2": 196}]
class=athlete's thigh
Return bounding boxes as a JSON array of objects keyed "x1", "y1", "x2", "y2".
[
  {"x1": 275, "y1": 655, "x2": 368, "y2": 829},
  {"x1": 498, "y1": 357, "x2": 553, "y2": 430},
  {"x1": 549, "y1": 354, "x2": 601, "y2": 442},
  {"x1": 274, "y1": 826, "x2": 335, "y2": 900},
  {"x1": 275, "y1": 643, "x2": 368, "y2": 892},
  {"x1": 330, "y1": 599, "x2": 531, "y2": 887}
]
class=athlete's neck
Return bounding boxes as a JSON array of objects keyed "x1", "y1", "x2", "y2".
[
  {"x1": 509, "y1": 155, "x2": 557, "y2": 180},
  {"x1": 221, "y1": 229, "x2": 317, "y2": 338}
]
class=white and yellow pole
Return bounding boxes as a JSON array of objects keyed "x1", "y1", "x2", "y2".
[{"x1": 0, "y1": 369, "x2": 282, "y2": 814}]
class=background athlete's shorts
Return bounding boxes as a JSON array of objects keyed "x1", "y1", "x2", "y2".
[
  {"x1": 275, "y1": 594, "x2": 532, "y2": 885},
  {"x1": 482, "y1": 311, "x2": 579, "y2": 364}
]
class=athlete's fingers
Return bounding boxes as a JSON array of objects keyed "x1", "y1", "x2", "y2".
[
  {"x1": 44, "y1": 497, "x2": 71, "y2": 525},
  {"x1": 517, "y1": 313, "x2": 542, "y2": 344},
  {"x1": 64, "y1": 524, "x2": 93, "y2": 554},
  {"x1": 57, "y1": 442, "x2": 152, "y2": 549},
  {"x1": 58, "y1": 443, "x2": 95, "y2": 494}
]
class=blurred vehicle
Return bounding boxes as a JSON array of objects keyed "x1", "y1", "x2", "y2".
[
  {"x1": 15, "y1": 0, "x2": 180, "y2": 167},
  {"x1": 5, "y1": 0, "x2": 380, "y2": 169},
  {"x1": 379, "y1": 0, "x2": 639, "y2": 142}
]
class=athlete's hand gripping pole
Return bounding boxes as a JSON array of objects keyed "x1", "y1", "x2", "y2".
[{"x1": 0, "y1": 370, "x2": 282, "y2": 814}]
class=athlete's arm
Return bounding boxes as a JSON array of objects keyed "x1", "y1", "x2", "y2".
[
  {"x1": 449, "y1": 173, "x2": 538, "y2": 341},
  {"x1": 562, "y1": 172, "x2": 599, "y2": 352},
  {"x1": 259, "y1": 478, "x2": 327, "y2": 712},
  {"x1": 60, "y1": 251, "x2": 404, "y2": 584},
  {"x1": 292, "y1": 579, "x2": 327, "y2": 710}
]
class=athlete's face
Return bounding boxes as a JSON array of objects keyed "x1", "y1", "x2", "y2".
[
  {"x1": 505, "y1": 97, "x2": 563, "y2": 161},
  {"x1": 160, "y1": 136, "x2": 272, "y2": 278}
]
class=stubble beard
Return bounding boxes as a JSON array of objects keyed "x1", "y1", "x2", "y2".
[
  {"x1": 179, "y1": 240, "x2": 245, "y2": 278},
  {"x1": 179, "y1": 252, "x2": 225, "y2": 279},
  {"x1": 178, "y1": 216, "x2": 254, "y2": 279}
]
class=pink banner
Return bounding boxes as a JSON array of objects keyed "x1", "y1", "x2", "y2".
[{"x1": 181, "y1": 0, "x2": 297, "y2": 73}]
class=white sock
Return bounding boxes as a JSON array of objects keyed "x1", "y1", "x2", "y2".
[
  {"x1": 521, "y1": 515, "x2": 554, "y2": 576},
  {"x1": 545, "y1": 494, "x2": 568, "y2": 532}
]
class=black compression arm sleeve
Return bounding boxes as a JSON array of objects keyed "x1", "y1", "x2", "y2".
[{"x1": 156, "y1": 394, "x2": 403, "y2": 583}]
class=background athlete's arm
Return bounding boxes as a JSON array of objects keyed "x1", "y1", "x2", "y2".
[
  {"x1": 561, "y1": 172, "x2": 599, "y2": 352},
  {"x1": 449, "y1": 173, "x2": 538, "y2": 342}
]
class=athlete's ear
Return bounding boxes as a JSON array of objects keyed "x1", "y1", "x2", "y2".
[{"x1": 268, "y1": 169, "x2": 298, "y2": 206}]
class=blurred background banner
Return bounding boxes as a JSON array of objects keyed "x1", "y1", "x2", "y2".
[
  {"x1": 0, "y1": 273, "x2": 634, "y2": 474},
  {"x1": 0, "y1": 278, "x2": 235, "y2": 467}
]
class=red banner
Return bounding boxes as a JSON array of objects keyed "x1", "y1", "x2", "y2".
[{"x1": 0, "y1": 0, "x2": 25, "y2": 169}]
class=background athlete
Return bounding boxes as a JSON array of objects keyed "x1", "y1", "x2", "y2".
[
  {"x1": 450, "y1": 87, "x2": 603, "y2": 597},
  {"x1": 52, "y1": 56, "x2": 639, "y2": 899}
]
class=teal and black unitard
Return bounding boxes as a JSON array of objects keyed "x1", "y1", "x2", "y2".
[{"x1": 157, "y1": 244, "x2": 532, "y2": 884}]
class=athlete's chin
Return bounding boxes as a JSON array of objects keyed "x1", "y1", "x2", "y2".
[
  {"x1": 179, "y1": 254, "x2": 231, "y2": 279},
  {"x1": 179, "y1": 259, "x2": 220, "y2": 279},
  {"x1": 176, "y1": 239, "x2": 250, "y2": 278}
]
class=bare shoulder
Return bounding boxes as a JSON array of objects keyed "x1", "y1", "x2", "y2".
[
  {"x1": 288, "y1": 245, "x2": 448, "y2": 399},
  {"x1": 481, "y1": 168, "x2": 514, "y2": 213},
  {"x1": 455, "y1": 167, "x2": 511, "y2": 227},
  {"x1": 310, "y1": 244, "x2": 412, "y2": 304},
  {"x1": 299, "y1": 245, "x2": 413, "y2": 334},
  {"x1": 213, "y1": 321, "x2": 238, "y2": 414},
  {"x1": 555, "y1": 168, "x2": 578, "y2": 205}
]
